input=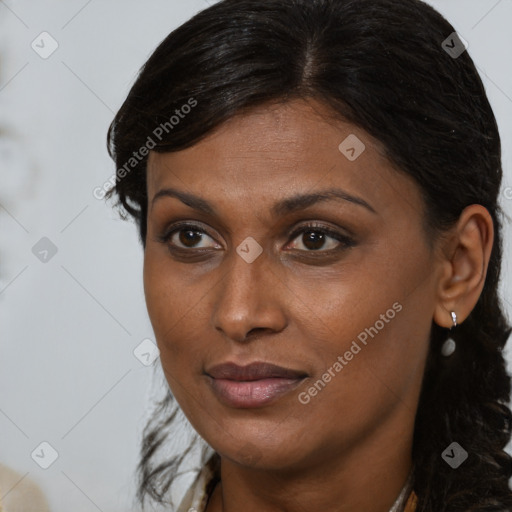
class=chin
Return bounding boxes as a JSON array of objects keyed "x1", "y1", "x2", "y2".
[{"x1": 205, "y1": 421, "x2": 311, "y2": 471}]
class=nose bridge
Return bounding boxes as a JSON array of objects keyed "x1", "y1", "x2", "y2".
[{"x1": 212, "y1": 246, "x2": 286, "y2": 341}]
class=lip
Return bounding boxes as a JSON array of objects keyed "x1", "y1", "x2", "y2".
[{"x1": 205, "y1": 362, "x2": 307, "y2": 408}]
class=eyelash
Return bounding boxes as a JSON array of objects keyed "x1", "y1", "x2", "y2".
[{"x1": 157, "y1": 221, "x2": 356, "y2": 254}]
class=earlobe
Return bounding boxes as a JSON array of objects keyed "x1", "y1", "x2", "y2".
[{"x1": 432, "y1": 205, "x2": 494, "y2": 329}]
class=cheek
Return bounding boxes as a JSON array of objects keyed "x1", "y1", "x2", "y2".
[
  {"x1": 142, "y1": 248, "x2": 221, "y2": 383},
  {"x1": 292, "y1": 296, "x2": 428, "y2": 449},
  {"x1": 143, "y1": 251, "x2": 192, "y2": 359},
  {"x1": 290, "y1": 237, "x2": 433, "y2": 397},
  {"x1": 143, "y1": 253, "x2": 209, "y2": 416},
  {"x1": 285, "y1": 251, "x2": 406, "y2": 354},
  {"x1": 143, "y1": 252, "x2": 171, "y2": 332}
]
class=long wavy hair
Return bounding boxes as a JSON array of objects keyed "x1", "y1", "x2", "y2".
[{"x1": 106, "y1": 0, "x2": 512, "y2": 509}]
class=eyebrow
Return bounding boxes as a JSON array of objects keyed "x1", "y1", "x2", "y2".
[{"x1": 151, "y1": 187, "x2": 377, "y2": 216}]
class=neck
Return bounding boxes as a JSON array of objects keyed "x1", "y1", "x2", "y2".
[{"x1": 207, "y1": 407, "x2": 414, "y2": 512}]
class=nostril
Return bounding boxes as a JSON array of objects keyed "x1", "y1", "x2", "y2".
[{"x1": 243, "y1": 327, "x2": 274, "y2": 341}]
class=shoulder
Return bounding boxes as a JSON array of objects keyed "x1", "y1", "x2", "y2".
[{"x1": 0, "y1": 463, "x2": 50, "y2": 512}]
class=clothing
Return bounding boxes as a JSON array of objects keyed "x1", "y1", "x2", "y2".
[
  {"x1": 176, "y1": 457, "x2": 418, "y2": 512},
  {"x1": 404, "y1": 492, "x2": 418, "y2": 512},
  {"x1": 177, "y1": 457, "x2": 218, "y2": 512}
]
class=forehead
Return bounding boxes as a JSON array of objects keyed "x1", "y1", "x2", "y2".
[{"x1": 146, "y1": 99, "x2": 423, "y2": 221}]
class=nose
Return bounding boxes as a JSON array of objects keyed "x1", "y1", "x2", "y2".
[{"x1": 211, "y1": 247, "x2": 288, "y2": 343}]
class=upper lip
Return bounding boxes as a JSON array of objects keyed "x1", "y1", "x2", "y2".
[{"x1": 206, "y1": 362, "x2": 307, "y2": 381}]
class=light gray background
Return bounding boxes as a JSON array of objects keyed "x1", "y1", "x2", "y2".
[{"x1": 1, "y1": 1, "x2": 511, "y2": 511}]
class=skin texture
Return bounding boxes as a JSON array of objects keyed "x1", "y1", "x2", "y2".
[{"x1": 143, "y1": 99, "x2": 493, "y2": 512}]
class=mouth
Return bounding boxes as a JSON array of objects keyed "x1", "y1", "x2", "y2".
[{"x1": 205, "y1": 361, "x2": 308, "y2": 408}]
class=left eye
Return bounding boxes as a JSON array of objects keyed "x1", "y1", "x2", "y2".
[{"x1": 288, "y1": 226, "x2": 352, "y2": 252}]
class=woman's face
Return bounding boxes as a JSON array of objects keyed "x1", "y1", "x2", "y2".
[{"x1": 144, "y1": 99, "x2": 441, "y2": 471}]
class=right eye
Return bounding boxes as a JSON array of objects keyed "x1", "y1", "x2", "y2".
[{"x1": 159, "y1": 223, "x2": 222, "y2": 250}]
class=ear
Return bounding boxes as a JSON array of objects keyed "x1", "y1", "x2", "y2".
[{"x1": 433, "y1": 204, "x2": 494, "y2": 328}]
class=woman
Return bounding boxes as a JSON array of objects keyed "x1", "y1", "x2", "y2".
[{"x1": 106, "y1": 0, "x2": 512, "y2": 510}]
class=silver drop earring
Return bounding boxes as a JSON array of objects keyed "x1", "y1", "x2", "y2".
[{"x1": 441, "y1": 311, "x2": 457, "y2": 357}]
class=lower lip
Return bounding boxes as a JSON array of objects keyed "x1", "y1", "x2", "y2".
[{"x1": 208, "y1": 377, "x2": 304, "y2": 408}]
